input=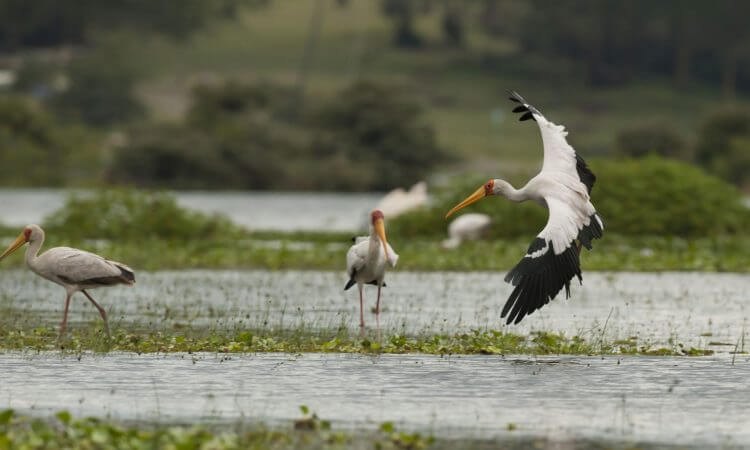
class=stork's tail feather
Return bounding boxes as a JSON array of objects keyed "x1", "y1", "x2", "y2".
[
  {"x1": 344, "y1": 278, "x2": 356, "y2": 291},
  {"x1": 116, "y1": 264, "x2": 136, "y2": 285},
  {"x1": 508, "y1": 90, "x2": 540, "y2": 121}
]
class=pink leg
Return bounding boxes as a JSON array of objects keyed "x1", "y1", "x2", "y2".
[
  {"x1": 375, "y1": 284, "x2": 382, "y2": 329},
  {"x1": 83, "y1": 290, "x2": 111, "y2": 338},
  {"x1": 358, "y1": 284, "x2": 365, "y2": 329},
  {"x1": 59, "y1": 292, "x2": 72, "y2": 339}
]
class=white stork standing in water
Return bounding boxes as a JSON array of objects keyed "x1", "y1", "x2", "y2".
[
  {"x1": 446, "y1": 91, "x2": 604, "y2": 324},
  {"x1": 345, "y1": 210, "x2": 398, "y2": 329},
  {"x1": 0, "y1": 224, "x2": 135, "y2": 339}
]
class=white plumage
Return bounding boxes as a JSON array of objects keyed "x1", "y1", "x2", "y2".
[
  {"x1": 446, "y1": 91, "x2": 604, "y2": 324},
  {"x1": 0, "y1": 224, "x2": 135, "y2": 338},
  {"x1": 442, "y1": 213, "x2": 492, "y2": 249}
]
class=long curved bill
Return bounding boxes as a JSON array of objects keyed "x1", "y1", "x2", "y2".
[
  {"x1": 0, "y1": 233, "x2": 27, "y2": 262},
  {"x1": 374, "y1": 218, "x2": 390, "y2": 261},
  {"x1": 445, "y1": 186, "x2": 486, "y2": 218}
]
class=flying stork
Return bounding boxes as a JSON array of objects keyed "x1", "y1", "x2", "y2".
[
  {"x1": 0, "y1": 224, "x2": 135, "y2": 339},
  {"x1": 446, "y1": 91, "x2": 604, "y2": 324},
  {"x1": 345, "y1": 210, "x2": 398, "y2": 329}
]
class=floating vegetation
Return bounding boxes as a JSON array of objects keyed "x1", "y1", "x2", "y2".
[
  {"x1": 0, "y1": 408, "x2": 438, "y2": 450},
  {"x1": 0, "y1": 325, "x2": 714, "y2": 356}
]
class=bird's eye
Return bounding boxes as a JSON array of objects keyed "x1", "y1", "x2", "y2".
[{"x1": 23, "y1": 229, "x2": 32, "y2": 240}]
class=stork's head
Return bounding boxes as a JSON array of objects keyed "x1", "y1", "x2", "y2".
[
  {"x1": 370, "y1": 209, "x2": 390, "y2": 261},
  {"x1": 445, "y1": 179, "x2": 495, "y2": 218},
  {"x1": 0, "y1": 224, "x2": 42, "y2": 262}
]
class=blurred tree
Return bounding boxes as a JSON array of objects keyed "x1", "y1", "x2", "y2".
[
  {"x1": 695, "y1": 108, "x2": 750, "y2": 188},
  {"x1": 615, "y1": 122, "x2": 688, "y2": 159},
  {"x1": 0, "y1": 0, "x2": 266, "y2": 50},
  {"x1": 0, "y1": 96, "x2": 100, "y2": 186},
  {"x1": 54, "y1": 49, "x2": 144, "y2": 126},
  {"x1": 316, "y1": 81, "x2": 445, "y2": 190},
  {"x1": 381, "y1": 0, "x2": 428, "y2": 48}
]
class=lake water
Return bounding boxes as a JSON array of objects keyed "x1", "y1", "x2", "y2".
[
  {"x1": 0, "y1": 189, "x2": 382, "y2": 232},
  {"x1": 2, "y1": 270, "x2": 749, "y2": 447},
  {"x1": 1, "y1": 352, "x2": 748, "y2": 448}
]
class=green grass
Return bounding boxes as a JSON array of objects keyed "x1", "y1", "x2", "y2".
[
  {"x1": 0, "y1": 324, "x2": 713, "y2": 357},
  {"x1": 0, "y1": 231, "x2": 747, "y2": 272}
]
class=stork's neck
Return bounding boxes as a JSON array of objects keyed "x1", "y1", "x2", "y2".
[
  {"x1": 495, "y1": 179, "x2": 527, "y2": 202},
  {"x1": 25, "y1": 234, "x2": 44, "y2": 271}
]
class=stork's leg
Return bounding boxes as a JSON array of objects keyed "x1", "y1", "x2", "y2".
[
  {"x1": 375, "y1": 283, "x2": 382, "y2": 329},
  {"x1": 358, "y1": 284, "x2": 365, "y2": 329},
  {"x1": 82, "y1": 290, "x2": 110, "y2": 338},
  {"x1": 59, "y1": 292, "x2": 72, "y2": 340}
]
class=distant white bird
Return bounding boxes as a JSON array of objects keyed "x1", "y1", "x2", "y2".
[
  {"x1": 446, "y1": 91, "x2": 604, "y2": 324},
  {"x1": 0, "y1": 224, "x2": 135, "y2": 338},
  {"x1": 345, "y1": 210, "x2": 398, "y2": 328},
  {"x1": 376, "y1": 181, "x2": 428, "y2": 219},
  {"x1": 442, "y1": 213, "x2": 492, "y2": 249}
]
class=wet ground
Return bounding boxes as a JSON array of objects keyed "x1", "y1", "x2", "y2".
[
  {"x1": 1, "y1": 352, "x2": 748, "y2": 448},
  {"x1": 0, "y1": 189, "x2": 381, "y2": 231},
  {"x1": 2, "y1": 270, "x2": 749, "y2": 447},
  {"x1": 1, "y1": 270, "x2": 748, "y2": 349}
]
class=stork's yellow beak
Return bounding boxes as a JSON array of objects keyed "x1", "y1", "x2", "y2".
[
  {"x1": 0, "y1": 233, "x2": 27, "y2": 262},
  {"x1": 445, "y1": 186, "x2": 487, "y2": 218},
  {"x1": 374, "y1": 217, "x2": 390, "y2": 261}
]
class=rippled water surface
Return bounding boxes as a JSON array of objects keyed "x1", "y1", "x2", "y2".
[
  {"x1": 0, "y1": 189, "x2": 381, "y2": 231},
  {"x1": 1, "y1": 352, "x2": 748, "y2": 447},
  {"x1": 2, "y1": 270, "x2": 748, "y2": 348}
]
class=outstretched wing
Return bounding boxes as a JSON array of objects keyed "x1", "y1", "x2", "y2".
[
  {"x1": 508, "y1": 91, "x2": 596, "y2": 194},
  {"x1": 501, "y1": 198, "x2": 603, "y2": 324}
]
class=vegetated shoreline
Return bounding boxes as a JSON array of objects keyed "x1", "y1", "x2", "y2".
[
  {"x1": 0, "y1": 232, "x2": 748, "y2": 272},
  {"x1": 0, "y1": 325, "x2": 720, "y2": 357}
]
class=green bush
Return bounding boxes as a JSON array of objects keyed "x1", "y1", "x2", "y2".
[
  {"x1": 390, "y1": 157, "x2": 750, "y2": 239},
  {"x1": 43, "y1": 190, "x2": 241, "y2": 241}
]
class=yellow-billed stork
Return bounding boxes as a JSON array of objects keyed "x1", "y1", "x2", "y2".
[
  {"x1": 446, "y1": 91, "x2": 604, "y2": 324},
  {"x1": 345, "y1": 210, "x2": 398, "y2": 328},
  {"x1": 0, "y1": 224, "x2": 135, "y2": 338}
]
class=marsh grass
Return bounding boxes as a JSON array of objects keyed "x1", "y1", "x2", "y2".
[
  {"x1": 0, "y1": 323, "x2": 713, "y2": 357},
  {"x1": 0, "y1": 232, "x2": 748, "y2": 272}
]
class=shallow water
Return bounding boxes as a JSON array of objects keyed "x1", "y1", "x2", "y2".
[
  {"x1": 1, "y1": 270, "x2": 748, "y2": 349},
  {"x1": 1, "y1": 352, "x2": 748, "y2": 447},
  {"x1": 0, "y1": 189, "x2": 381, "y2": 231}
]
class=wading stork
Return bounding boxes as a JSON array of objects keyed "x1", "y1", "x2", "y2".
[
  {"x1": 345, "y1": 210, "x2": 398, "y2": 328},
  {"x1": 0, "y1": 224, "x2": 135, "y2": 338},
  {"x1": 446, "y1": 91, "x2": 604, "y2": 324}
]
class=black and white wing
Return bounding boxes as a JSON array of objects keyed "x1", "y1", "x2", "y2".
[
  {"x1": 501, "y1": 197, "x2": 603, "y2": 325},
  {"x1": 508, "y1": 91, "x2": 596, "y2": 194}
]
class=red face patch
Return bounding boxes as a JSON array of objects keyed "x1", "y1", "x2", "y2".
[
  {"x1": 483, "y1": 179, "x2": 494, "y2": 196},
  {"x1": 371, "y1": 209, "x2": 384, "y2": 224},
  {"x1": 23, "y1": 228, "x2": 32, "y2": 241}
]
